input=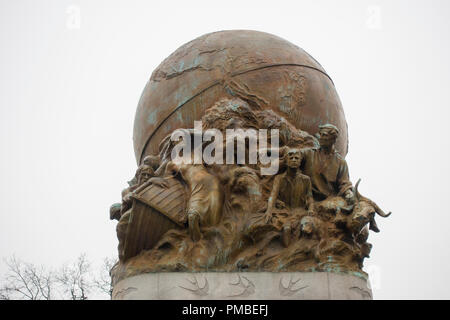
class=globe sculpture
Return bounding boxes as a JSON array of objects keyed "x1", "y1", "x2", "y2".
[
  {"x1": 133, "y1": 30, "x2": 348, "y2": 164},
  {"x1": 110, "y1": 30, "x2": 390, "y2": 300}
]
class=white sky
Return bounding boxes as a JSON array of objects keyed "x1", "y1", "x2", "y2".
[{"x1": 1, "y1": 0, "x2": 450, "y2": 299}]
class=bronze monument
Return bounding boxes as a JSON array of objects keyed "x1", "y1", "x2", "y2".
[{"x1": 109, "y1": 30, "x2": 390, "y2": 299}]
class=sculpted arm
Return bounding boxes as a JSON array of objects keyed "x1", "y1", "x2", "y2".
[
  {"x1": 306, "y1": 178, "x2": 315, "y2": 214},
  {"x1": 337, "y1": 160, "x2": 354, "y2": 202},
  {"x1": 154, "y1": 159, "x2": 169, "y2": 177},
  {"x1": 164, "y1": 161, "x2": 180, "y2": 177},
  {"x1": 264, "y1": 175, "x2": 281, "y2": 223},
  {"x1": 120, "y1": 185, "x2": 137, "y2": 214}
]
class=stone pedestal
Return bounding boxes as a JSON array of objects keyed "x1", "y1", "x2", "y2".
[{"x1": 112, "y1": 272, "x2": 372, "y2": 300}]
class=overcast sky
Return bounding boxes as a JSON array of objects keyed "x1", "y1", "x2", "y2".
[{"x1": 1, "y1": 0, "x2": 450, "y2": 299}]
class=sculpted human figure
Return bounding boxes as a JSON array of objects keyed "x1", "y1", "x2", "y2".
[
  {"x1": 142, "y1": 154, "x2": 161, "y2": 171},
  {"x1": 115, "y1": 158, "x2": 167, "y2": 215},
  {"x1": 228, "y1": 166, "x2": 263, "y2": 212},
  {"x1": 263, "y1": 148, "x2": 314, "y2": 247},
  {"x1": 109, "y1": 163, "x2": 155, "y2": 221},
  {"x1": 301, "y1": 124, "x2": 355, "y2": 203},
  {"x1": 164, "y1": 161, "x2": 223, "y2": 242},
  {"x1": 119, "y1": 155, "x2": 163, "y2": 192},
  {"x1": 121, "y1": 165, "x2": 155, "y2": 215}
]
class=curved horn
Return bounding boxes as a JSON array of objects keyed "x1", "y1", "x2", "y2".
[
  {"x1": 354, "y1": 178, "x2": 391, "y2": 218},
  {"x1": 354, "y1": 178, "x2": 362, "y2": 201},
  {"x1": 372, "y1": 201, "x2": 392, "y2": 218}
]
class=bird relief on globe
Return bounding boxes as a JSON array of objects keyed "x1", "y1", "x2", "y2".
[{"x1": 108, "y1": 30, "x2": 391, "y2": 286}]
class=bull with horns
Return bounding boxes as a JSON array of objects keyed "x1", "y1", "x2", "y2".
[{"x1": 339, "y1": 178, "x2": 392, "y2": 238}]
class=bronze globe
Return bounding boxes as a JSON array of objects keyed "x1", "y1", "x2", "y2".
[{"x1": 133, "y1": 30, "x2": 348, "y2": 163}]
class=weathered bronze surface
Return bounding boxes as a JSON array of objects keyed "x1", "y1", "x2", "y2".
[
  {"x1": 110, "y1": 30, "x2": 390, "y2": 284},
  {"x1": 133, "y1": 30, "x2": 348, "y2": 164}
]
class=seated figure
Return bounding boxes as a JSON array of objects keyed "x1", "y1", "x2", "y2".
[
  {"x1": 301, "y1": 124, "x2": 355, "y2": 203},
  {"x1": 264, "y1": 148, "x2": 314, "y2": 247}
]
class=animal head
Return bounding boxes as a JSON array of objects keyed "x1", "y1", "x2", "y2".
[
  {"x1": 300, "y1": 215, "x2": 320, "y2": 236},
  {"x1": 346, "y1": 200, "x2": 375, "y2": 234},
  {"x1": 347, "y1": 179, "x2": 392, "y2": 234}
]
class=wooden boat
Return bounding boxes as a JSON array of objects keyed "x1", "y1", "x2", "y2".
[{"x1": 122, "y1": 176, "x2": 187, "y2": 261}]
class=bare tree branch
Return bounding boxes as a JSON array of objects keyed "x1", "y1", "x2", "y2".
[
  {"x1": 93, "y1": 257, "x2": 117, "y2": 299},
  {"x1": 1, "y1": 256, "x2": 54, "y2": 300},
  {"x1": 55, "y1": 253, "x2": 92, "y2": 300},
  {"x1": 0, "y1": 254, "x2": 115, "y2": 300}
]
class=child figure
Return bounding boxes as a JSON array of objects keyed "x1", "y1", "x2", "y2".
[{"x1": 264, "y1": 148, "x2": 314, "y2": 247}]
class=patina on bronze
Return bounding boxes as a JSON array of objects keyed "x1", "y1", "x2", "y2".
[
  {"x1": 110, "y1": 30, "x2": 390, "y2": 287},
  {"x1": 133, "y1": 30, "x2": 348, "y2": 163}
]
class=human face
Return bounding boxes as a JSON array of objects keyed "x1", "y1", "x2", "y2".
[
  {"x1": 319, "y1": 129, "x2": 337, "y2": 148},
  {"x1": 286, "y1": 151, "x2": 301, "y2": 169},
  {"x1": 139, "y1": 172, "x2": 152, "y2": 184}
]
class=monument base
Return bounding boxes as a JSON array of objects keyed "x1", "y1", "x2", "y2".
[{"x1": 112, "y1": 272, "x2": 372, "y2": 300}]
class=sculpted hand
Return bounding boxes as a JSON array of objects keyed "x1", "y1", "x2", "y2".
[
  {"x1": 149, "y1": 177, "x2": 169, "y2": 188},
  {"x1": 263, "y1": 210, "x2": 273, "y2": 224},
  {"x1": 123, "y1": 193, "x2": 133, "y2": 203}
]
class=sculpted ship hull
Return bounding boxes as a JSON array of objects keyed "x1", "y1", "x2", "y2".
[{"x1": 122, "y1": 177, "x2": 186, "y2": 261}]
